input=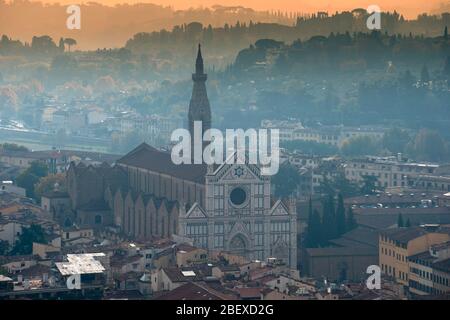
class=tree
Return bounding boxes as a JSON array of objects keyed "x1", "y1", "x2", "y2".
[
  {"x1": 11, "y1": 224, "x2": 47, "y2": 255},
  {"x1": 34, "y1": 173, "x2": 67, "y2": 202},
  {"x1": 346, "y1": 207, "x2": 357, "y2": 231},
  {"x1": 397, "y1": 214, "x2": 404, "y2": 228},
  {"x1": 336, "y1": 193, "x2": 346, "y2": 236},
  {"x1": 318, "y1": 172, "x2": 359, "y2": 197},
  {"x1": 381, "y1": 128, "x2": 411, "y2": 153},
  {"x1": 64, "y1": 38, "x2": 77, "y2": 52},
  {"x1": 16, "y1": 161, "x2": 49, "y2": 198},
  {"x1": 272, "y1": 163, "x2": 300, "y2": 198},
  {"x1": 305, "y1": 197, "x2": 315, "y2": 247},
  {"x1": 0, "y1": 143, "x2": 28, "y2": 152},
  {"x1": 408, "y1": 129, "x2": 449, "y2": 162},
  {"x1": 405, "y1": 218, "x2": 411, "y2": 227},
  {"x1": 307, "y1": 209, "x2": 322, "y2": 248},
  {"x1": 0, "y1": 240, "x2": 9, "y2": 255},
  {"x1": 360, "y1": 175, "x2": 379, "y2": 195},
  {"x1": 58, "y1": 37, "x2": 65, "y2": 52},
  {"x1": 341, "y1": 136, "x2": 380, "y2": 157},
  {"x1": 321, "y1": 194, "x2": 336, "y2": 244}
]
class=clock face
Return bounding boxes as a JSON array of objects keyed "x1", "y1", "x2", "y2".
[{"x1": 230, "y1": 186, "x2": 247, "y2": 207}]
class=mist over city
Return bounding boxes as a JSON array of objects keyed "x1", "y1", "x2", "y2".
[{"x1": 0, "y1": 0, "x2": 450, "y2": 305}]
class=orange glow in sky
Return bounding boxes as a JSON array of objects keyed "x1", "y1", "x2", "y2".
[{"x1": 36, "y1": 0, "x2": 449, "y2": 18}]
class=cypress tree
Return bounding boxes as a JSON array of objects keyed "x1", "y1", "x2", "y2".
[
  {"x1": 336, "y1": 193, "x2": 346, "y2": 236},
  {"x1": 321, "y1": 194, "x2": 336, "y2": 244},
  {"x1": 405, "y1": 218, "x2": 411, "y2": 227},
  {"x1": 305, "y1": 197, "x2": 314, "y2": 247},
  {"x1": 397, "y1": 214, "x2": 404, "y2": 228},
  {"x1": 346, "y1": 207, "x2": 357, "y2": 231},
  {"x1": 310, "y1": 209, "x2": 322, "y2": 247}
]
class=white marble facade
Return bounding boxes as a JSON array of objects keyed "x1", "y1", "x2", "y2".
[{"x1": 179, "y1": 157, "x2": 297, "y2": 269}]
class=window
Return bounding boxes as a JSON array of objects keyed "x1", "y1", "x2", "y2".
[
  {"x1": 214, "y1": 235, "x2": 224, "y2": 248},
  {"x1": 256, "y1": 184, "x2": 264, "y2": 195},
  {"x1": 214, "y1": 198, "x2": 224, "y2": 211},
  {"x1": 214, "y1": 223, "x2": 224, "y2": 234},
  {"x1": 255, "y1": 234, "x2": 264, "y2": 246},
  {"x1": 255, "y1": 197, "x2": 264, "y2": 209},
  {"x1": 186, "y1": 223, "x2": 208, "y2": 247},
  {"x1": 214, "y1": 185, "x2": 224, "y2": 196}
]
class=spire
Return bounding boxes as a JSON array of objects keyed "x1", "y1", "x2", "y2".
[
  {"x1": 195, "y1": 43, "x2": 204, "y2": 75},
  {"x1": 188, "y1": 44, "x2": 211, "y2": 157}
]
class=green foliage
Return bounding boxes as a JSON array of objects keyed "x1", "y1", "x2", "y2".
[
  {"x1": 281, "y1": 140, "x2": 338, "y2": 156},
  {"x1": 341, "y1": 136, "x2": 381, "y2": 157},
  {"x1": 381, "y1": 128, "x2": 411, "y2": 154},
  {"x1": 272, "y1": 163, "x2": 300, "y2": 198},
  {"x1": 0, "y1": 240, "x2": 9, "y2": 255},
  {"x1": 397, "y1": 214, "x2": 404, "y2": 228},
  {"x1": 306, "y1": 208, "x2": 322, "y2": 248},
  {"x1": 360, "y1": 175, "x2": 379, "y2": 195},
  {"x1": 11, "y1": 224, "x2": 47, "y2": 255},
  {"x1": 336, "y1": 194, "x2": 346, "y2": 236},
  {"x1": 407, "y1": 129, "x2": 450, "y2": 162},
  {"x1": 16, "y1": 161, "x2": 49, "y2": 199},
  {"x1": 405, "y1": 218, "x2": 411, "y2": 227},
  {"x1": 34, "y1": 173, "x2": 67, "y2": 202},
  {"x1": 346, "y1": 207, "x2": 357, "y2": 232},
  {"x1": 0, "y1": 143, "x2": 29, "y2": 152},
  {"x1": 319, "y1": 173, "x2": 359, "y2": 198},
  {"x1": 63, "y1": 38, "x2": 77, "y2": 51},
  {"x1": 305, "y1": 194, "x2": 358, "y2": 248},
  {"x1": 321, "y1": 194, "x2": 336, "y2": 244}
]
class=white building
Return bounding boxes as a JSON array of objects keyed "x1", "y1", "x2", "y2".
[
  {"x1": 179, "y1": 157, "x2": 297, "y2": 269},
  {"x1": 344, "y1": 156, "x2": 439, "y2": 189}
]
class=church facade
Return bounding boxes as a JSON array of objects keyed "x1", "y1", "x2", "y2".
[
  {"x1": 180, "y1": 45, "x2": 297, "y2": 268},
  {"x1": 179, "y1": 158, "x2": 297, "y2": 269},
  {"x1": 64, "y1": 45, "x2": 297, "y2": 268}
]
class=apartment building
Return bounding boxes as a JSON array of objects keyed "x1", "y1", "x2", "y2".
[
  {"x1": 379, "y1": 226, "x2": 450, "y2": 287},
  {"x1": 408, "y1": 241, "x2": 450, "y2": 296},
  {"x1": 344, "y1": 156, "x2": 438, "y2": 189}
]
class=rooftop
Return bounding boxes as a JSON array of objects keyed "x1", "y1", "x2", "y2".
[
  {"x1": 155, "y1": 282, "x2": 232, "y2": 300},
  {"x1": 55, "y1": 253, "x2": 106, "y2": 275},
  {"x1": 381, "y1": 226, "x2": 450, "y2": 245},
  {"x1": 116, "y1": 143, "x2": 207, "y2": 184}
]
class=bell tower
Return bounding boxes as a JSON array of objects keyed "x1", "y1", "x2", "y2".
[{"x1": 188, "y1": 44, "x2": 211, "y2": 144}]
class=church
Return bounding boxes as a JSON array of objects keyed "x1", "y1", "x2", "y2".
[{"x1": 65, "y1": 45, "x2": 297, "y2": 268}]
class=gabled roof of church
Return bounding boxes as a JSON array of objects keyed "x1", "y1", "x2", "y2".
[{"x1": 116, "y1": 143, "x2": 207, "y2": 184}]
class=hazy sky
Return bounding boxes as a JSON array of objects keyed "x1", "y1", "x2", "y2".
[{"x1": 37, "y1": 0, "x2": 450, "y2": 18}]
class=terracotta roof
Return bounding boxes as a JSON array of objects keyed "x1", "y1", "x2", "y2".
[
  {"x1": 306, "y1": 246, "x2": 378, "y2": 257},
  {"x1": 116, "y1": 143, "x2": 207, "y2": 184},
  {"x1": 155, "y1": 282, "x2": 230, "y2": 300},
  {"x1": 235, "y1": 287, "x2": 262, "y2": 299},
  {"x1": 162, "y1": 267, "x2": 203, "y2": 283},
  {"x1": 329, "y1": 227, "x2": 379, "y2": 248},
  {"x1": 380, "y1": 226, "x2": 450, "y2": 244}
]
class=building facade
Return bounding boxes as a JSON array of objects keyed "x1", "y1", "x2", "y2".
[{"x1": 179, "y1": 159, "x2": 297, "y2": 269}]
